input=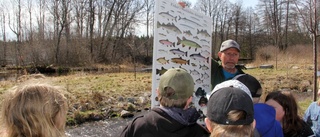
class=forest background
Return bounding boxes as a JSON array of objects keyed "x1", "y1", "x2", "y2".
[{"x1": 0, "y1": 0, "x2": 318, "y2": 68}]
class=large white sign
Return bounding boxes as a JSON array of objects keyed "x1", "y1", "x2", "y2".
[{"x1": 151, "y1": 0, "x2": 212, "y2": 124}]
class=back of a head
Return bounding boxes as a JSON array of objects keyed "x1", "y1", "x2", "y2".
[
  {"x1": 265, "y1": 90, "x2": 302, "y2": 134},
  {"x1": 1, "y1": 83, "x2": 67, "y2": 137},
  {"x1": 233, "y1": 74, "x2": 262, "y2": 100},
  {"x1": 206, "y1": 87, "x2": 254, "y2": 136},
  {"x1": 158, "y1": 68, "x2": 194, "y2": 108}
]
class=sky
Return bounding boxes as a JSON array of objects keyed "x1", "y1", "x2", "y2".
[{"x1": 189, "y1": 0, "x2": 259, "y2": 8}]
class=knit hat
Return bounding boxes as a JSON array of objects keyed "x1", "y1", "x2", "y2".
[
  {"x1": 233, "y1": 74, "x2": 262, "y2": 98},
  {"x1": 254, "y1": 103, "x2": 284, "y2": 137},
  {"x1": 159, "y1": 68, "x2": 194, "y2": 100},
  {"x1": 220, "y1": 39, "x2": 240, "y2": 52},
  {"x1": 207, "y1": 87, "x2": 254, "y2": 125}
]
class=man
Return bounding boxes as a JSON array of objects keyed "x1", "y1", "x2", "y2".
[
  {"x1": 120, "y1": 68, "x2": 209, "y2": 137},
  {"x1": 211, "y1": 39, "x2": 245, "y2": 89}
]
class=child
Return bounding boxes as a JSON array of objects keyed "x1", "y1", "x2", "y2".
[
  {"x1": 1, "y1": 83, "x2": 68, "y2": 137},
  {"x1": 205, "y1": 86, "x2": 255, "y2": 136},
  {"x1": 266, "y1": 90, "x2": 314, "y2": 137}
]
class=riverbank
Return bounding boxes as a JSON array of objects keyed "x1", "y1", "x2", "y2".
[{"x1": 0, "y1": 62, "x2": 316, "y2": 128}]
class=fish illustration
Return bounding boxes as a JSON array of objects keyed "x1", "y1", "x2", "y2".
[
  {"x1": 171, "y1": 57, "x2": 189, "y2": 65},
  {"x1": 178, "y1": 16, "x2": 202, "y2": 27},
  {"x1": 191, "y1": 63, "x2": 197, "y2": 67},
  {"x1": 202, "y1": 84, "x2": 210, "y2": 88},
  {"x1": 195, "y1": 87, "x2": 206, "y2": 97},
  {"x1": 199, "y1": 65, "x2": 209, "y2": 70},
  {"x1": 200, "y1": 39, "x2": 210, "y2": 44},
  {"x1": 195, "y1": 78, "x2": 203, "y2": 84},
  {"x1": 159, "y1": 11, "x2": 177, "y2": 22},
  {"x1": 177, "y1": 36, "x2": 202, "y2": 51},
  {"x1": 191, "y1": 16, "x2": 199, "y2": 21},
  {"x1": 201, "y1": 50, "x2": 211, "y2": 57},
  {"x1": 159, "y1": 39, "x2": 175, "y2": 47},
  {"x1": 193, "y1": 36, "x2": 199, "y2": 39},
  {"x1": 169, "y1": 48, "x2": 188, "y2": 56},
  {"x1": 158, "y1": 49, "x2": 167, "y2": 54},
  {"x1": 190, "y1": 53, "x2": 209, "y2": 63},
  {"x1": 201, "y1": 72, "x2": 209, "y2": 79},
  {"x1": 177, "y1": 10, "x2": 183, "y2": 14},
  {"x1": 190, "y1": 69, "x2": 200, "y2": 76},
  {"x1": 197, "y1": 29, "x2": 211, "y2": 37},
  {"x1": 159, "y1": 33, "x2": 167, "y2": 37},
  {"x1": 180, "y1": 24, "x2": 195, "y2": 30},
  {"x1": 202, "y1": 45, "x2": 210, "y2": 49},
  {"x1": 157, "y1": 57, "x2": 169, "y2": 65},
  {"x1": 183, "y1": 30, "x2": 192, "y2": 36},
  {"x1": 156, "y1": 67, "x2": 168, "y2": 76},
  {"x1": 157, "y1": 22, "x2": 182, "y2": 34}
]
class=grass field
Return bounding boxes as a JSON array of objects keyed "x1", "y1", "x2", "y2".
[{"x1": 0, "y1": 45, "x2": 319, "y2": 125}]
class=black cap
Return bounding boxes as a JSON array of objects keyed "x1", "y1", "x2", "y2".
[
  {"x1": 233, "y1": 74, "x2": 262, "y2": 97},
  {"x1": 207, "y1": 87, "x2": 254, "y2": 125}
]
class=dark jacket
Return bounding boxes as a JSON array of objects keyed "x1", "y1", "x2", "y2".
[
  {"x1": 120, "y1": 107, "x2": 209, "y2": 137},
  {"x1": 283, "y1": 120, "x2": 314, "y2": 137},
  {"x1": 211, "y1": 59, "x2": 245, "y2": 89}
]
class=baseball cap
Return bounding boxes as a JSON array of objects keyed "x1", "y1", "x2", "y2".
[
  {"x1": 207, "y1": 80, "x2": 252, "y2": 100},
  {"x1": 233, "y1": 74, "x2": 262, "y2": 98},
  {"x1": 220, "y1": 39, "x2": 240, "y2": 52},
  {"x1": 254, "y1": 103, "x2": 283, "y2": 137},
  {"x1": 159, "y1": 68, "x2": 194, "y2": 100},
  {"x1": 207, "y1": 87, "x2": 254, "y2": 125}
]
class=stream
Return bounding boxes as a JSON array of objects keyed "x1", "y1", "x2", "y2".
[{"x1": 66, "y1": 117, "x2": 133, "y2": 137}]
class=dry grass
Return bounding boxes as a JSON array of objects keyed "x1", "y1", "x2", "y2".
[
  {"x1": 0, "y1": 45, "x2": 318, "y2": 125},
  {"x1": 246, "y1": 44, "x2": 317, "y2": 115}
]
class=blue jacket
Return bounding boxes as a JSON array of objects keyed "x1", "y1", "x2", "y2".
[
  {"x1": 254, "y1": 103, "x2": 284, "y2": 137},
  {"x1": 304, "y1": 102, "x2": 320, "y2": 137}
]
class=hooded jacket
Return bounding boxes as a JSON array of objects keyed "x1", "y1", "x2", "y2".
[
  {"x1": 120, "y1": 107, "x2": 209, "y2": 137},
  {"x1": 254, "y1": 103, "x2": 284, "y2": 137}
]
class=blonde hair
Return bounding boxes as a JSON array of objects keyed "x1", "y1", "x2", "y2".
[
  {"x1": 208, "y1": 110, "x2": 254, "y2": 137},
  {"x1": 1, "y1": 83, "x2": 68, "y2": 137},
  {"x1": 158, "y1": 87, "x2": 189, "y2": 108}
]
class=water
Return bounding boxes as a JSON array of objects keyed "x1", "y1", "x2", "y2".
[{"x1": 66, "y1": 118, "x2": 132, "y2": 137}]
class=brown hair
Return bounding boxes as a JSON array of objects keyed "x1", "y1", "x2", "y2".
[
  {"x1": 158, "y1": 87, "x2": 189, "y2": 108},
  {"x1": 1, "y1": 83, "x2": 68, "y2": 137},
  {"x1": 207, "y1": 110, "x2": 254, "y2": 137},
  {"x1": 265, "y1": 90, "x2": 303, "y2": 135}
]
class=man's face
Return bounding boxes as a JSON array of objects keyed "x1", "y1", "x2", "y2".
[{"x1": 218, "y1": 48, "x2": 240, "y2": 70}]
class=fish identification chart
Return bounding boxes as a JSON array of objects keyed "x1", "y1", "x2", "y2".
[{"x1": 151, "y1": 0, "x2": 212, "y2": 124}]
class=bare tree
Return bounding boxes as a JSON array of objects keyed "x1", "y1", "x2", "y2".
[
  {"x1": 0, "y1": 9, "x2": 7, "y2": 66},
  {"x1": 8, "y1": 0, "x2": 23, "y2": 66},
  {"x1": 195, "y1": 0, "x2": 226, "y2": 55},
  {"x1": 73, "y1": 0, "x2": 87, "y2": 37},
  {"x1": 144, "y1": 0, "x2": 154, "y2": 57},
  {"x1": 294, "y1": 0, "x2": 319, "y2": 101}
]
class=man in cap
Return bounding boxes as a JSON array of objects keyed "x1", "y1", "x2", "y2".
[
  {"x1": 120, "y1": 68, "x2": 209, "y2": 137},
  {"x1": 211, "y1": 39, "x2": 246, "y2": 89}
]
